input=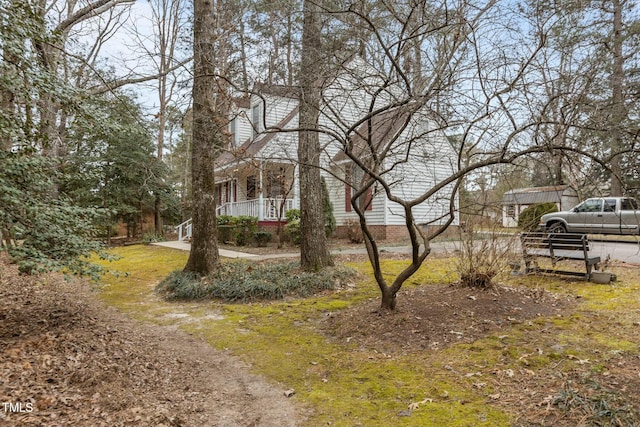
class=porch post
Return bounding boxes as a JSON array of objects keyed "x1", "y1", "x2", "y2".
[
  {"x1": 293, "y1": 163, "x2": 299, "y2": 209},
  {"x1": 258, "y1": 161, "x2": 264, "y2": 220}
]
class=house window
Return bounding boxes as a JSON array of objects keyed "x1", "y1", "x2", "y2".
[
  {"x1": 229, "y1": 117, "x2": 237, "y2": 146},
  {"x1": 251, "y1": 103, "x2": 262, "y2": 138},
  {"x1": 247, "y1": 175, "x2": 257, "y2": 199},
  {"x1": 506, "y1": 205, "x2": 515, "y2": 218},
  {"x1": 345, "y1": 165, "x2": 373, "y2": 212}
]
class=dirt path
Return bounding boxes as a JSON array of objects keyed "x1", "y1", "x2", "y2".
[{"x1": 0, "y1": 255, "x2": 301, "y2": 427}]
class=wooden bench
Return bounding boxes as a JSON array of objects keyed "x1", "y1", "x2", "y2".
[{"x1": 520, "y1": 232, "x2": 601, "y2": 280}]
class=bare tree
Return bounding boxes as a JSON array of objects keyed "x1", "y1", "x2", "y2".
[
  {"x1": 313, "y1": 1, "x2": 597, "y2": 310},
  {"x1": 247, "y1": 0, "x2": 301, "y2": 86},
  {"x1": 532, "y1": 0, "x2": 640, "y2": 196},
  {"x1": 142, "y1": 0, "x2": 191, "y2": 233},
  {"x1": 30, "y1": 0, "x2": 135, "y2": 155},
  {"x1": 608, "y1": 0, "x2": 628, "y2": 196}
]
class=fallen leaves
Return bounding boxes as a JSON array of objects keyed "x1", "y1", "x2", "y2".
[
  {"x1": 407, "y1": 397, "x2": 433, "y2": 411},
  {"x1": 0, "y1": 254, "x2": 297, "y2": 426}
]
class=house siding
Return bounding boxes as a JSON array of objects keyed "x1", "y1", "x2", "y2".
[
  {"x1": 215, "y1": 58, "x2": 459, "y2": 239},
  {"x1": 230, "y1": 108, "x2": 252, "y2": 146}
]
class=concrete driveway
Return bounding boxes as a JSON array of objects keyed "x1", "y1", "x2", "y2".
[
  {"x1": 588, "y1": 240, "x2": 640, "y2": 264},
  {"x1": 155, "y1": 237, "x2": 640, "y2": 264}
]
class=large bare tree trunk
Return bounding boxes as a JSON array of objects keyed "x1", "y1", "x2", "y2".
[
  {"x1": 298, "y1": 0, "x2": 332, "y2": 271},
  {"x1": 183, "y1": 0, "x2": 220, "y2": 275}
]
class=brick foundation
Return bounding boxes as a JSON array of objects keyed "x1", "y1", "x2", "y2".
[
  {"x1": 335, "y1": 224, "x2": 462, "y2": 242},
  {"x1": 335, "y1": 225, "x2": 410, "y2": 242}
]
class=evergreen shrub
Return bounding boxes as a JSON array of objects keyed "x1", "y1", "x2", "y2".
[
  {"x1": 518, "y1": 202, "x2": 558, "y2": 231},
  {"x1": 157, "y1": 262, "x2": 357, "y2": 302}
]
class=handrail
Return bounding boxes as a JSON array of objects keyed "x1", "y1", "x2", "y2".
[{"x1": 176, "y1": 218, "x2": 193, "y2": 241}]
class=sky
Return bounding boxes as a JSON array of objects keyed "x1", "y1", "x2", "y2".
[{"x1": 94, "y1": 0, "x2": 192, "y2": 113}]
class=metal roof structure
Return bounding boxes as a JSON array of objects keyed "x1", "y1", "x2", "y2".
[{"x1": 502, "y1": 185, "x2": 575, "y2": 205}]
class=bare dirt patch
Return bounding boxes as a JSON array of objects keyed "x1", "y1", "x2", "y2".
[
  {"x1": 0, "y1": 254, "x2": 299, "y2": 427},
  {"x1": 323, "y1": 282, "x2": 574, "y2": 354}
]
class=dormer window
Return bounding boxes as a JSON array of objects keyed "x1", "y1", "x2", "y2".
[{"x1": 251, "y1": 103, "x2": 262, "y2": 138}]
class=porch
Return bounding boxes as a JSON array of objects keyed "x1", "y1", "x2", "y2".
[
  {"x1": 175, "y1": 197, "x2": 296, "y2": 241},
  {"x1": 216, "y1": 197, "x2": 296, "y2": 221}
]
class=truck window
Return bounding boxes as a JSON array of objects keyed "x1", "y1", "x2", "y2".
[
  {"x1": 620, "y1": 198, "x2": 639, "y2": 210},
  {"x1": 604, "y1": 199, "x2": 616, "y2": 212},
  {"x1": 575, "y1": 199, "x2": 603, "y2": 213}
]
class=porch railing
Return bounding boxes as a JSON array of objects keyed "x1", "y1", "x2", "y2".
[
  {"x1": 177, "y1": 199, "x2": 294, "y2": 242},
  {"x1": 216, "y1": 198, "x2": 295, "y2": 221},
  {"x1": 262, "y1": 198, "x2": 295, "y2": 220},
  {"x1": 176, "y1": 218, "x2": 192, "y2": 241}
]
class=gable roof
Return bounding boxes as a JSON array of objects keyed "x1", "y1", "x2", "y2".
[
  {"x1": 332, "y1": 107, "x2": 414, "y2": 163},
  {"x1": 231, "y1": 95, "x2": 251, "y2": 109},
  {"x1": 252, "y1": 83, "x2": 301, "y2": 99},
  {"x1": 215, "y1": 106, "x2": 299, "y2": 171}
]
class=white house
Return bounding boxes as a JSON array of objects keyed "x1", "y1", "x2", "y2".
[{"x1": 179, "y1": 58, "x2": 459, "y2": 241}]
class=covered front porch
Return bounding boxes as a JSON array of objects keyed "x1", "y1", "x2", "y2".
[
  {"x1": 216, "y1": 197, "x2": 296, "y2": 221},
  {"x1": 215, "y1": 159, "x2": 299, "y2": 221},
  {"x1": 176, "y1": 194, "x2": 297, "y2": 242},
  {"x1": 176, "y1": 159, "x2": 300, "y2": 242}
]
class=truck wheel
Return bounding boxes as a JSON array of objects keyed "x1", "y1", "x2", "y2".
[{"x1": 548, "y1": 223, "x2": 566, "y2": 233}]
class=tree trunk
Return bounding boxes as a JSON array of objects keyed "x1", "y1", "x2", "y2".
[
  {"x1": 380, "y1": 288, "x2": 397, "y2": 310},
  {"x1": 609, "y1": 0, "x2": 625, "y2": 196},
  {"x1": 154, "y1": 194, "x2": 163, "y2": 235},
  {"x1": 298, "y1": 0, "x2": 332, "y2": 271},
  {"x1": 183, "y1": 0, "x2": 220, "y2": 275},
  {"x1": 380, "y1": 289, "x2": 397, "y2": 310}
]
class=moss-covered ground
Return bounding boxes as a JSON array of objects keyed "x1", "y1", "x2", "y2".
[{"x1": 96, "y1": 245, "x2": 640, "y2": 426}]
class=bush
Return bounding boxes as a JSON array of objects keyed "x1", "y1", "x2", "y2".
[
  {"x1": 518, "y1": 202, "x2": 558, "y2": 231},
  {"x1": 216, "y1": 215, "x2": 237, "y2": 243},
  {"x1": 322, "y1": 178, "x2": 336, "y2": 237},
  {"x1": 253, "y1": 231, "x2": 272, "y2": 247},
  {"x1": 95, "y1": 224, "x2": 119, "y2": 239},
  {"x1": 142, "y1": 232, "x2": 164, "y2": 244},
  {"x1": 454, "y1": 221, "x2": 520, "y2": 288},
  {"x1": 285, "y1": 219, "x2": 301, "y2": 245},
  {"x1": 156, "y1": 262, "x2": 357, "y2": 302},
  {"x1": 234, "y1": 216, "x2": 257, "y2": 246},
  {"x1": 285, "y1": 209, "x2": 300, "y2": 223},
  {"x1": 343, "y1": 218, "x2": 363, "y2": 243},
  {"x1": 218, "y1": 225, "x2": 235, "y2": 243},
  {"x1": 216, "y1": 215, "x2": 237, "y2": 226},
  {"x1": 155, "y1": 270, "x2": 204, "y2": 299}
]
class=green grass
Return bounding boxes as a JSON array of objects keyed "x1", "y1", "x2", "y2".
[{"x1": 95, "y1": 245, "x2": 640, "y2": 426}]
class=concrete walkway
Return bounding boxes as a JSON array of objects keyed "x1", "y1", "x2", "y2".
[
  {"x1": 153, "y1": 240, "x2": 297, "y2": 260},
  {"x1": 152, "y1": 240, "x2": 459, "y2": 260}
]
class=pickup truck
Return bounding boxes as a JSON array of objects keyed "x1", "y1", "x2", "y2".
[{"x1": 539, "y1": 197, "x2": 640, "y2": 235}]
